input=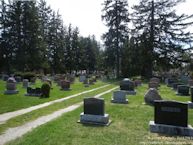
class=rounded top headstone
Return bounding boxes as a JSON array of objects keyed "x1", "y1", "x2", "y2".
[
  {"x1": 7, "y1": 77, "x2": 16, "y2": 83},
  {"x1": 120, "y1": 78, "x2": 135, "y2": 91}
]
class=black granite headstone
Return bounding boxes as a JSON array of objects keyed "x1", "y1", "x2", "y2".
[
  {"x1": 177, "y1": 85, "x2": 190, "y2": 96},
  {"x1": 154, "y1": 100, "x2": 188, "y2": 127},
  {"x1": 27, "y1": 87, "x2": 32, "y2": 94},
  {"x1": 167, "y1": 78, "x2": 177, "y2": 87},
  {"x1": 27, "y1": 87, "x2": 41, "y2": 95},
  {"x1": 84, "y1": 98, "x2": 104, "y2": 115},
  {"x1": 120, "y1": 78, "x2": 134, "y2": 91},
  {"x1": 35, "y1": 88, "x2": 42, "y2": 94},
  {"x1": 191, "y1": 87, "x2": 193, "y2": 102},
  {"x1": 172, "y1": 83, "x2": 184, "y2": 90}
]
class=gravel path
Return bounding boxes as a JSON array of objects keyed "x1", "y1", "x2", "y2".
[
  {"x1": 0, "y1": 87, "x2": 118, "y2": 145},
  {"x1": 0, "y1": 84, "x2": 110, "y2": 124}
]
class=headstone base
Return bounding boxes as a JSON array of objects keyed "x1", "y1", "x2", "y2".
[
  {"x1": 25, "y1": 93, "x2": 41, "y2": 97},
  {"x1": 176, "y1": 93, "x2": 190, "y2": 96},
  {"x1": 111, "y1": 98, "x2": 128, "y2": 104},
  {"x1": 188, "y1": 101, "x2": 193, "y2": 109},
  {"x1": 60, "y1": 88, "x2": 71, "y2": 91},
  {"x1": 122, "y1": 90, "x2": 136, "y2": 95},
  {"x1": 149, "y1": 121, "x2": 193, "y2": 136},
  {"x1": 79, "y1": 112, "x2": 110, "y2": 126},
  {"x1": 4, "y1": 90, "x2": 19, "y2": 95}
]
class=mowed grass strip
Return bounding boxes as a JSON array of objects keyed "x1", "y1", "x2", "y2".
[
  {"x1": 0, "y1": 84, "x2": 117, "y2": 135},
  {"x1": 0, "y1": 79, "x2": 108, "y2": 114},
  {"x1": 6, "y1": 84, "x2": 193, "y2": 145}
]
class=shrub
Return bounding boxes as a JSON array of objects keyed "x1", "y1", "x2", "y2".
[
  {"x1": 41, "y1": 83, "x2": 50, "y2": 98},
  {"x1": 23, "y1": 72, "x2": 36, "y2": 81}
]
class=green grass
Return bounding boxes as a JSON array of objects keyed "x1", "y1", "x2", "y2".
[
  {"x1": 6, "y1": 84, "x2": 193, "y2": 145},
  {"x1": 0, "y1": 84, "x2": 117, "y2": 134},
  {"x1": 0, "y1": 79, "x2": 108, "y2": 114}
]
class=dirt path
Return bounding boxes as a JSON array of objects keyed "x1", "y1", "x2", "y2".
[
  {"x1": 0, "y1": 87, "x2": 118, "y2": 145},
  {"x1": 0, "y1": 84, "x2": 110, "y2": 124}
]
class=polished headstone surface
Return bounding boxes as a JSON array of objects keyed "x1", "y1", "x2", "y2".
[
  {"x1": 120, "y1": 78, "x2": 135, "y2": 91},
  {"x1": 177, "y1": 85, "x2": 190, "y2": 96},
  {"x1": 154, "y1": 100, "x2": 187, "y2": 127},
  {"x1": 25, "y1": 87, "x2": 42, "y2": 96},
  {"x1": 84, "y1": 98, "x2": 104, "y2": 116}
]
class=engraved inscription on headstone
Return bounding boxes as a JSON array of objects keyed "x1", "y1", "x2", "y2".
[{"x1": 154, "y1": 100, "x2": 187, "y2": 127}]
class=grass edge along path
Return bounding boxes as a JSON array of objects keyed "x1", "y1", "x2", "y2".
[
  {"x1": 0, "y1": 87, "x2": 118, "y2": 145},
  {"x1": 0, "y1": 84, "x2": 110, "y2": 125},
  {"x1": 0, "y1": 85, "x2": 116, "y2": 134}
]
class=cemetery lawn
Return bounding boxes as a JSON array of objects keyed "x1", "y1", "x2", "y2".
[
  {"x1": 0, "y1": 84, "x2": 116, "y2": 135},
  {"x1": 6, "y1": 84, "x2": 193, "y2": 145},
  {"x1": 0, "y1": 79, "x2": 110, "y2": 114}
]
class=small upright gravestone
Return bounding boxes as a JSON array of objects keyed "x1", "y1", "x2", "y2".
[
  {"x1": 30, "y1": 77, "x2": 36, "y2": 85},
  {"x1": 83, "y1": 78, "x2": 89, "y2": 87},
  {"x1": 79, "y1": 75, "x2": 86, "y2": 82},
  {"x1": 60, "y1": 80, "x2": 71, "y2": 90},
  {"x1": 4, "y1": 77, "x2": 19, "y2": 94},
  {"x1": 149, "y1": 100, "x2": 193, "y2": 136},
  {"x1": 2, "y1": 74, "x2": 9, "y2": 81},
  {"x1": 15, "y1": 76, "x2": 22, "y2": 83},
  {"x1": 148, "y1": 82, "x2": 159, "y2": 89},
  {"x1": 120, "y1": 78, "x2": 136, "y2": 95},
  {"x1": 79, "y1": 98, "x2": 111, "y2": 126},
  {"x1": 150, "y1": 77, "x2": 160, "y2": 85},
  {"x1": 177, "y1": 85, "x2": 190, "y2": 96},
  {"x1": 111, "y1": 91, "x2": 128, "y2": 104},
  {"x1": 166, "y1": 78, "x2": 177, "y2": 87},
  {"x1": 23, "y1": 79, "x2": 29, "y2": 88}
]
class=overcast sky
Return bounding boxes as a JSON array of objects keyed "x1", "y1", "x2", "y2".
[{"x1": 45, "y1": 0, "x2": 193, "y2": 43}]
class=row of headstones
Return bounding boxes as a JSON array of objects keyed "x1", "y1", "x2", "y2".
[
  {"x1": 1, "y1": 74, "x2": 36, "y2": 84},
  {"x1": 79, "y1": 94, "x2": 193, "y2": 136},
  {"x1": 3, "y1": 77, "x2": 51, "y2": 98},
  {"x1": 145, "y1": 77, "x2": 193, "y2": 136},
  {"x1": 166, "y1": 77, "x2": 193, "y2": 96},
  {"x1": 79, "y1": 75, "x2": 97, "y2": 87},
  {"x1": 4, "y1": 77, "x2": 31, "y2": 95}
]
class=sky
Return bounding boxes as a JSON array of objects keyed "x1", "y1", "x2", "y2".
[{"x1": 45, "y1": 0, "x2": 193, "y2": 43}]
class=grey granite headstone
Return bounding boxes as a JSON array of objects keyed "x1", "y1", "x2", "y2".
[
  {"x1": 79, "y1": 75, "x2": 86, "y2": 82},
  {"x1": 111, "y1": 91, "x2": 128, "y2": 104},
  {"x1": 23, "y1": 79, "x2": 29, "y2": 88},
  {"x1": 4, "y1": 77, "x2": 19, "y2": 94},
  {"x1": 79, "y1": 98, "x2": 110, "y2": 126},
  {"x1": 144, "y1": 88, "x2": 162, "y2": 106},
  {"x1": 149, "y1": 100, "x2": 193, "y2": 136}
]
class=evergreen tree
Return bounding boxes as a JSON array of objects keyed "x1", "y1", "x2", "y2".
[
  {"x1": 38, "y1": 0, "x2": 52, "y2": 73},
  {"x1": 131, "y1": 0, "x2": 193, "y2": 78},
  {"x1": 102, "y1": 0, "x2": 129, "y2": 78}
]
